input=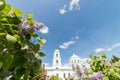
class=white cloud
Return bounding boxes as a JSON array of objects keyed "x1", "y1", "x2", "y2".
[
  {"x1": 59, "y1": 0, "x2": 80, "y2": 14},
  {"x1": 106, "y1": 43, "x2": 120, "y2": 51},
  {"x1": 69, "y1": 0, "x2": 80, "y2": 11},
  {"x1": 59, "y1": 5, "x2": 67, "y2": 14},
  {"x1": 39, "y1": 25, "x2": 49, "y2": 34},
  {"x1": 106, "y1": 48, "x2": 112, "y2": 52},
  {"x1": 59, "y1": 41, "x2": 76, "y2": 49},
  {"x1": 59, "y1": 35, "x2": 79, "y2": 49},
  {"x1": 95, "y1": 43, "x2": 120, "y2": 53},
  {"x1": 72, "y1": 36, "x2": 79, "y2": 39},
  {"x1": 95, "y1": 48, "x2": 105, "y2": 53},
  {"x1": 75, "y1": 36, "x2": 79, "y2": 39}
]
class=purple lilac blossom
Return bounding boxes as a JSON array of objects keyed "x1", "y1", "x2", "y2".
[
  {"x1": 81, "y1": 73, "x2": 86, "y2": 80},
  {"x1": 90, "y1": 71, "x2": 103, "y2": 80},
  {"x1": 81, "y1": 65, "x2": 87, "y2": 73},
  {"x1": 18, "y1": 18, "x2": 45, "y2": 35},
  {"x1": 105, "y1": 59, "x2": 111, "y2": 67}
]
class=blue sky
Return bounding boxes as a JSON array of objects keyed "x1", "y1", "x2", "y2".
[{"x1": 6, "y1": 0, "x2": 120, "y2": 64}]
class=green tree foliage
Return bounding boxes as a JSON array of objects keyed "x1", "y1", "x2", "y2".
[
  {"x1": 49, "y1": 75, "x2": 59, "y2": 80},
  {"x1": 0, "y1": 0, "x2": 46, "y2": 79}
]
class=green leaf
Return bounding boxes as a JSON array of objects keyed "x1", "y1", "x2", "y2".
[
  {"x1": 13, "y1": 55, "x2": 27, "y2": 67},
  {"x1": 0, "y1": 17, "x2": 7, "y2": 22},
  {"x1": 21, "y1": 45, "x2": 28, "y2": 50},
  {"x1": 0, "y1": 61, "x2": 3, "y2": 69},
  {"x1": 0, "y1": 33, "x2": 6, "y2": 36},
  {"x1": 101, "y1": 53, "x2": 106, "y2": 58},
  {"x1": 33, "y1": 44, "x2": 40, "y2": 53},
  {"x1": 38, "y1": 52, "x2": 45, "y2": 57},
  {"x1": 7, "y1": 16, "x2": 21, "y2": 25},
  {"x1": 6, "y1": 34, "x2": 17, "y2": 43},
  {"x1": 31, "y1": 32, "x2": 38, "y2": 37},
  {"x1": 24, "y1": 65, "x2": 31, "y2": 80},
  {"x1": 29, "y1": 54, "x2": 39, "y2": 62},
  {"x1": 32, "y1": 59, "x2": 42, "y2": 74},
  {"x1": 14, "y1": 34, "x2": 21, "y2": 44},
  {"x1": 0, "y1": 0, "x2": 5, "y2": 11},
  {"x1": 113, "y1": 72, "x2": 120, "y2": 79},
  {"x1": 0, "y1": 54, "x2": 14, "y2": 72},
  {"x1": 113, "y1": 66, "x2": 120, "y2": 72},
  {"x1": 103, "y1": 76, "x2": 109, "y2": 80},
  {"x1": 2, "y1": 4, "x2": 11, "y2": 14},
  {"x1": 13, "y1": 8, "x2": 23, "y2": 16},
  {"x1": 12, "y1": 67, "x2": 25, "y2": 79},
  {"x1": 38, "y1": 38, "x2": 46, "y2": 45},
  {"x1": 26, "y1": 13, "x2": 33, "y2": 19}
]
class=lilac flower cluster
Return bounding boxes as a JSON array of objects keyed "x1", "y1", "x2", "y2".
[
  {"x1": 90, "y1": 71, "x2": 103, "y2": 80},
  {"x1": 81, "y1": 73, "x2": 86, "y2": 80},
  {"x1": 18, "y1": 18, "x2": 45, "y2": 35},
  {"x1": 105, "y1": 59, "x2": 111, "y2": 67},
  {"x1": 81, "y1": 65, "x2": 87, "y2": 80}
]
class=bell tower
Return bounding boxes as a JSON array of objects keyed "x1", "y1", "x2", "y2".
[{"x1": 53, "y1": 49, "x2": 62, "y2": 68}]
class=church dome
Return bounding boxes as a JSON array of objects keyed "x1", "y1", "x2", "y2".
[
  {"x1": 69, "y1": 54, "x2": 81, "y2": 64},
  {"x1": 71, "y1": 54, "x2": 80, "y2": 58}
]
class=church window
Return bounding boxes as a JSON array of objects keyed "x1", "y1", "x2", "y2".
[
  {"x1": 74, "y1": 60, "x2": 76, "y2": 62},
  {"x1": 68, "y1": 73, "x2": 70, "y2": 77},
  {"x1": 43, "y1": 64, "x2": 45, "y2": 70},
  {"x1": 56, "y1": 60, "x2": 58, "y2": 64},
  {"x1": 56, "y1": 54, "x2": 58, "y2": 57},
  {"x1": 63, "y1": 73, "x2": 66, "y2": 78},
  {"x1": 56, "y1": 67, "x2": 59, "y2": 69},
  {"x1": 56, "y1": 73, "x2": 59, "y2": 77},
  {"x1": 47, "y1": 76, "x2": 49, "y2": 79}
]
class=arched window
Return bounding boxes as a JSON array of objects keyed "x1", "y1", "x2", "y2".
[
  {"x1": 56, "y1": 73, "x2": 59, "y2": 77},
  {"x1": 68, "y1": 73, "x2": 70, "y2": 77},
  {"x1": 56, "y1": 60, "x2": 58, "y2": 64},
  {"x1": 56, "y1": 67, "x2": 59, "y2": 69},
  {"x1": 43, "y1": 64, "x2": 45, "y2": 70},
  {"x1": 56, "y1": 54, "x2": 58, "y2": 57},
  {"x1": 63, "y1": 73, "x2": 66, "y2": 78},
  {"x1": 74, "y1": 60, "x2": 76, "y2": 62}
]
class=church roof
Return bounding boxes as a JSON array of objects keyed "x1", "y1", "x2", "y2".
[{"x1": 70, "y1": 53, "x2": 81, "y2": 59}]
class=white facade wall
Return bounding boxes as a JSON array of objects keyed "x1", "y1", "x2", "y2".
[
  {"x1": 46, "y1": 69, "x2": 74, "y2": 80},
  {"x1": 44, "y1": 49, "x2": 90, "y2": 80}
]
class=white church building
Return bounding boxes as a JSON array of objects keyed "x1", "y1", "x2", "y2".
[{"x1": 43, "y1": 49, "x2": 90, "y2": 80}]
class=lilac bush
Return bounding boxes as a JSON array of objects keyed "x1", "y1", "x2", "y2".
[
  {"x1": 71, "y1": 53, "x2": 120, "y2": 80},
  {"x1": 88, "y1": 53, "x2": 120, "y2": 80},
  {"x1": 0, "y1": 0, "x2": 47, "y2": 79}
]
